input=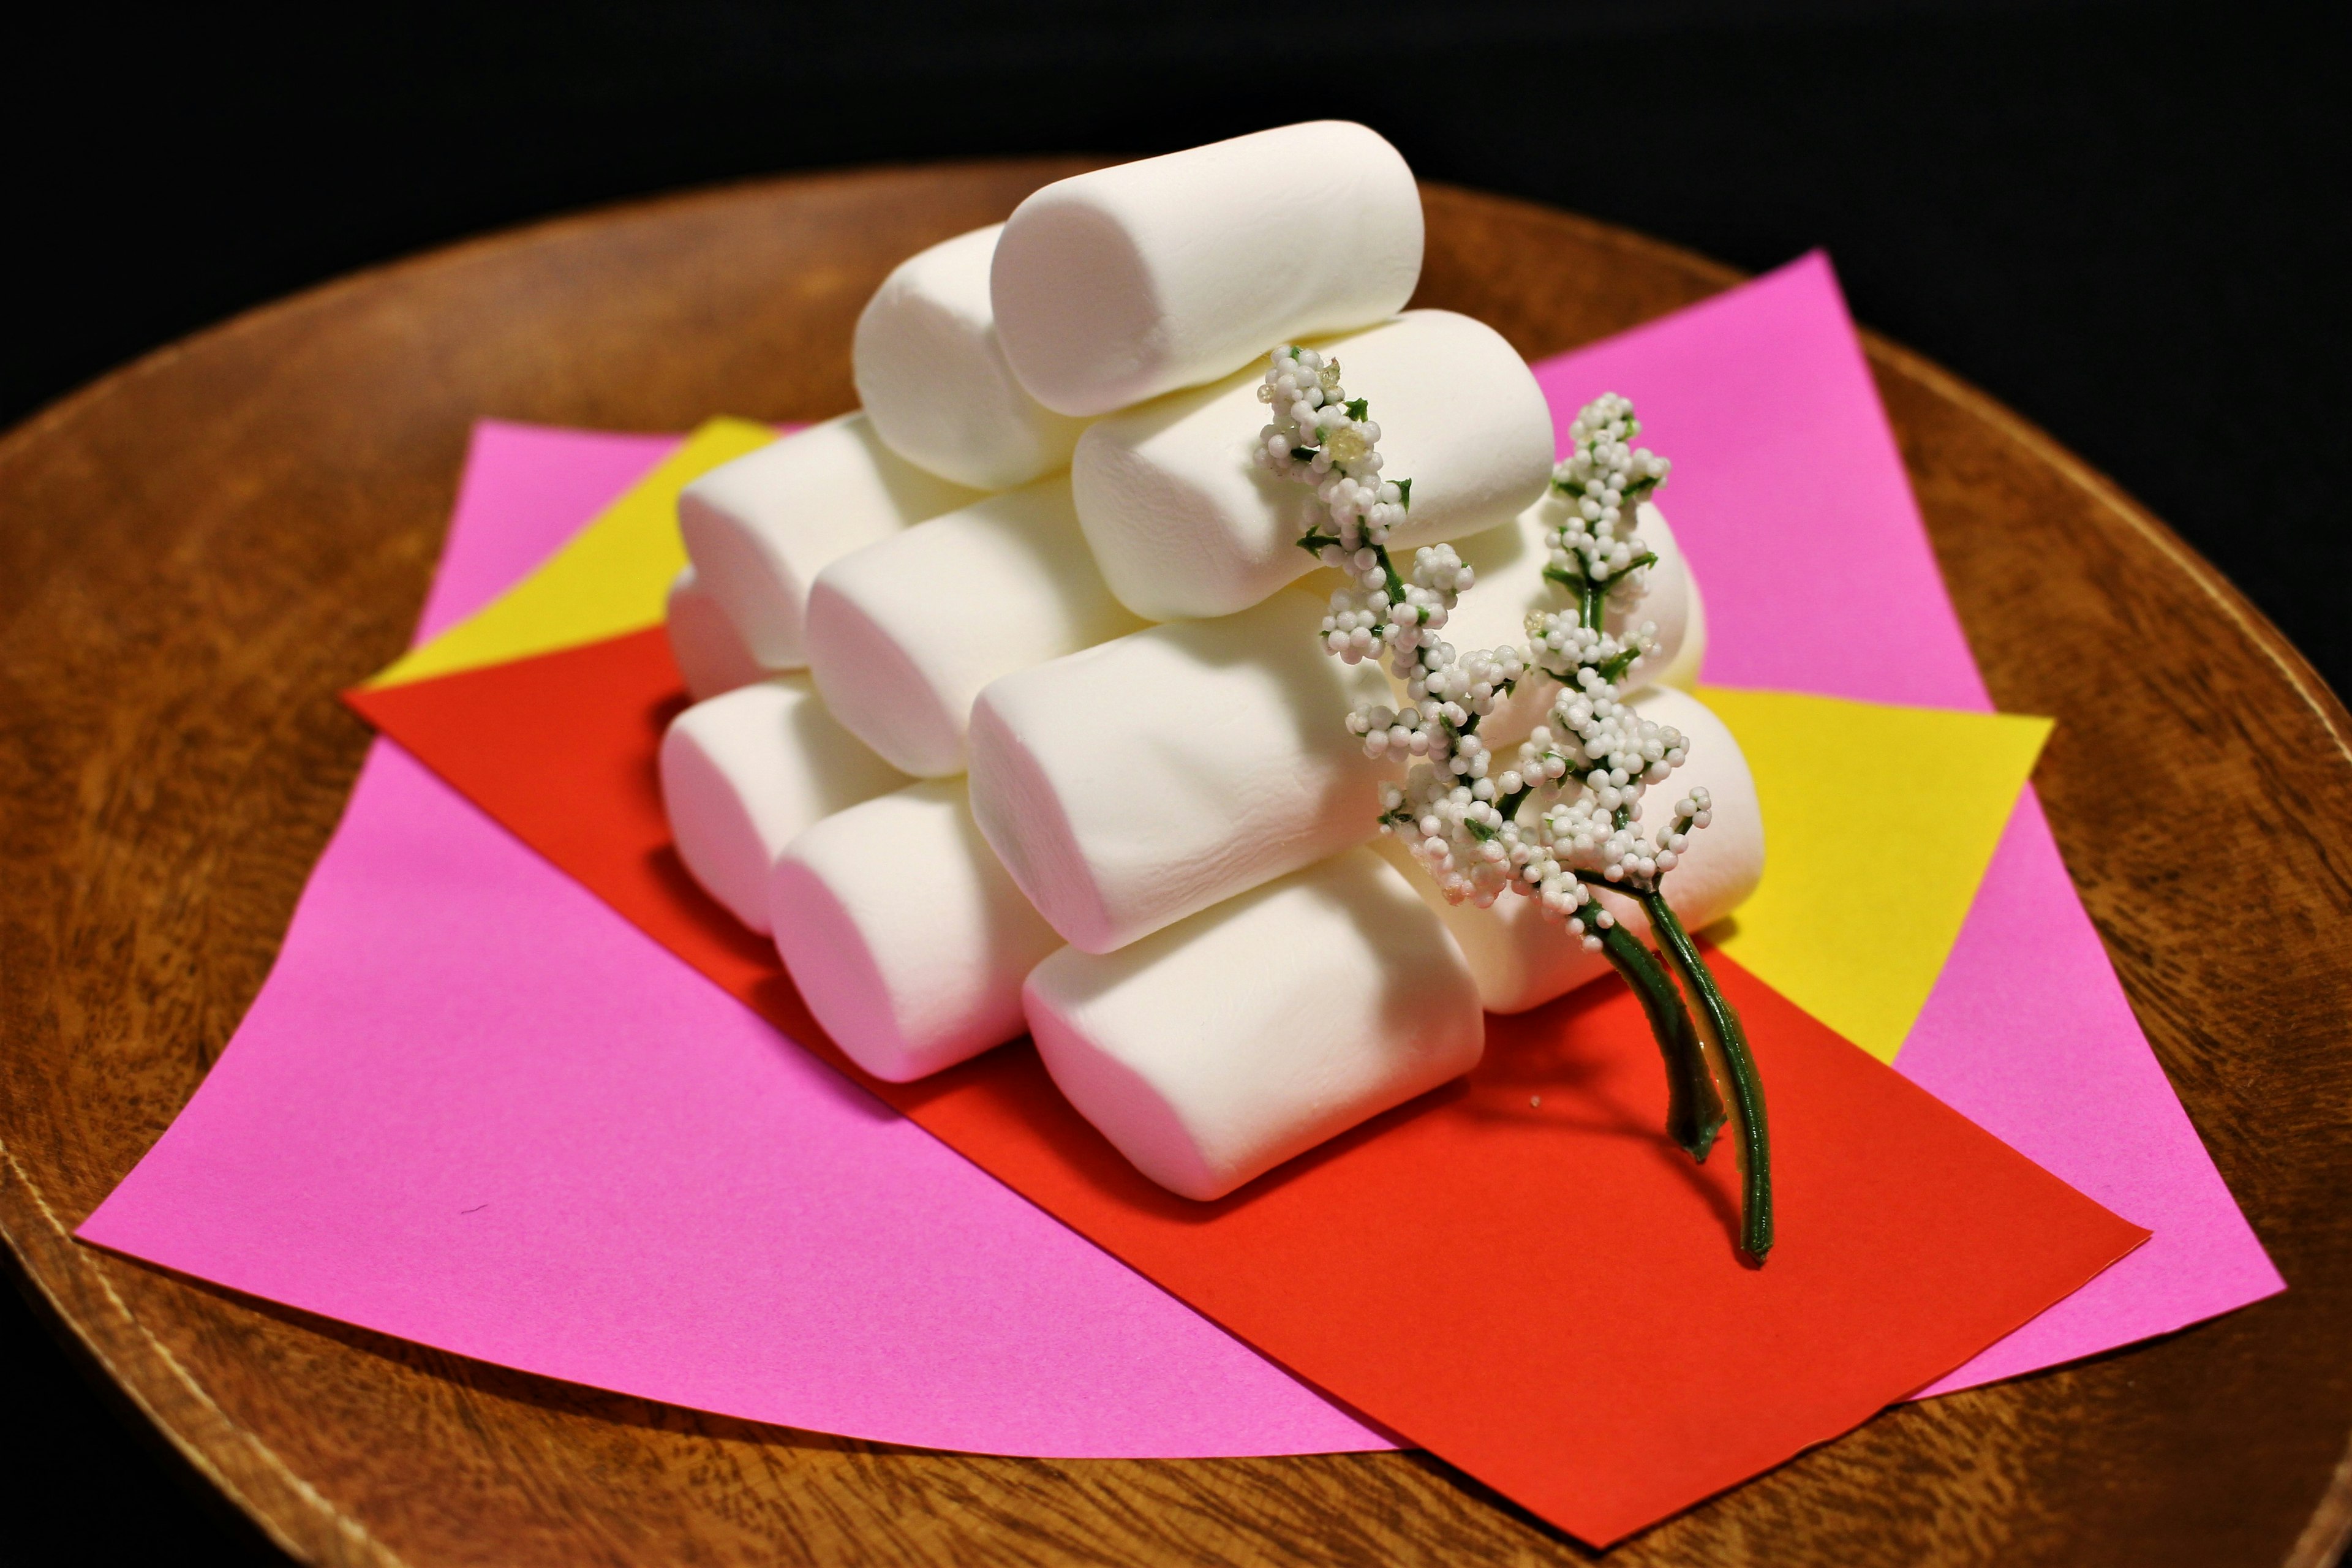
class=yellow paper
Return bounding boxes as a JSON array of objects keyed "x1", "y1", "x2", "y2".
[
  {"x1": 366, "y1": 418, "x2": 777, "y2": 689},
  {"x1": 1697, "y1": 685, "x2": 2051, "y2": 1063}
]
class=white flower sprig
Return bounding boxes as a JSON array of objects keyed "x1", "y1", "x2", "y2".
[
  {"x1": 1542, "y1": 393, "x2": 1671, "y2": 612},
  {"x1": 1256, "y1": 345, "x2": 1471, "y2": 689},
  {"x1": 1270, "y1": 373, "x2": 1773, "y2": 1262},
  {"x1": 1265, "y1": 370, "x2": 1696, "y2": 930},
  {"x1": 1318, "y1": 394, "x2": 1683, "y2": 942}
]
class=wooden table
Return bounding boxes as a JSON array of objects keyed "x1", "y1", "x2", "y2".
[{"x1": 3, "y1": 160, "x2": 2348, "y2": 1567}]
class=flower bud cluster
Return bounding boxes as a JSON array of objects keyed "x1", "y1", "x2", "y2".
[
  {"x1": 1346, "y1": 639, "x2": 1525, "y2": 763},
  {"x1": 1508, "y1": 684, "x2": 1691, "y2": 875},
  {"x1": 1319, "y1": 543, "x2": 1472, "y2": 668},
  {"x1": 1323, "y1": 392, "x2": 1708, "y2": 943},
  {"x1": 1377, "y1": 646, "x2": 1696, "y2": 944},
  {"x1": 1256, "y1": 346, "x2": 1408, "y2": 555},
  {"x1": 1257, "y1": 345, "x2": 1454, "y2": 676},
  {"x1": 1261, "y1": 372, "x2": 1708, "y2": 940},
  {"x1": 1353, "y1": 635, "x2": 1537, "y2": 913},
  {"x1": 1525, "y1": 612, "x2": 1656, "y2": 689},
  {"x1": 1548, "y1": 391, "x2": 1671, "y2": 599}
]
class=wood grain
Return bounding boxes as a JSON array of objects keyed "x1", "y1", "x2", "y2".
[{"x1": 4, "y1": 160, "x2": 2349, "y2": 1568}]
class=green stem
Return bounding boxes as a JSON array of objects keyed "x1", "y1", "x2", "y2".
[
  {"x1": 1594, "y1": 916, "x2": 1725, "y2": 1162},
  {"x1": 1638, "y1": 889, "x2": 1773, "y2": 1264}
]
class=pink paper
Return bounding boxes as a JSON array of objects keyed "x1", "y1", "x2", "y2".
[
  {"x1": 1902, "y1": 791, "x2": 2285, "y2": 1392},
  {"x1": 80, "y1": 420, "x2": 1388, "y2": 1456},
  {"x1": 1533, "y1": 254, "x2": 2281, "y2": 1390},
  {"x1": 84, "y1": 259, "x2": 2279, "y2": 1458}
]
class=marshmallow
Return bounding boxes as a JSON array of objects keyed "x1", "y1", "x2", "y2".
[
  {"x1": 1416, "y1": 498, "x2": 1708, "y2": 748},
  {"x1": 991, "y1": 122, "x2": 1423, "y2": 417},
  {"x1": 1071, "y1": 311, "x2": 1555, "y2": 621},
  {"x1": 1667, "y1": 570, "x2": 1709, "y2": 693},
  {"x1": 1025, "y1": 846, "x2": 1484, "y2": 1200},
  {"x1": 665, "y1": 565, "x2": 772, "y2": 701},
  {"x1": 677, "y1": 415, "x2": 984, "y2": 669},
  {"x1": 852, "y1": 224, "x2": 1090, "y2": 491},
  {"x1": 770, "y1": 778, "x2": 1061, "y2": 1084},
  {"x1": 968, "y1": 589, "x2": 1392, "y2": 954},
  {"x1": 805, "y1": 476, "x2": 1149, "y2": 778},
  {"x1": 1378, "y1": 686, "x2": 1765, "y2": 1014},
  {"x1": 659, "y1": 677, "x2": 911, "y2": 935}
]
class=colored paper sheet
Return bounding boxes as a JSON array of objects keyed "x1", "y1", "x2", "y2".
[
  {"x1": 1902, "y1": 787, "x2": 2289, "y2": 1394},
  {"x1": 78, "y1": 419, "x2": 1391, "y2": 1457},
  {"x1": 1534, "y1": 253, "x2": 2281, "y2": 1390},
  {"x1": 365, "y1": 417, "x2": 774, "y2": 688},
  {"x1": 1702, "y1": 687, "x2": 2052, "y2": 1061},
  {"x1": 338, "y1": 623, "x2": 2144, "y2": 1544}
]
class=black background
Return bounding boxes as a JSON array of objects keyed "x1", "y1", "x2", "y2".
[{"x1": 4, "y1": 3, "x2": 2345, "y2": 1562}]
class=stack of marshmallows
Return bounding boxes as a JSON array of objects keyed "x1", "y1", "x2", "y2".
[{"x1": 660, "y1": 122, "x2": 1764, "y2": 1202}]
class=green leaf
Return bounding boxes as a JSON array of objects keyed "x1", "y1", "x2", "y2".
[
  {"x1": 1345, "y1": 398, "x2": 1369, "y2": 421},
  {"x1": 1395, "y1": 477, "x2": 1411, "y2": 508}
]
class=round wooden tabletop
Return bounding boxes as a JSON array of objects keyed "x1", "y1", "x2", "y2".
[{"x1": 3, "y1": 160, "x2": 2349, "y2": 1568}]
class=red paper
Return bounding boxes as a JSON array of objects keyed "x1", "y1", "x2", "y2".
[{"x1": 349, "y1": 628, "x2": 2146, "y2": 1544}]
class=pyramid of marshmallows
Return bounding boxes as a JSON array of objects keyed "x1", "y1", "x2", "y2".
[{"x1": 660, "y1": 122, "x2": 1765, "y2": 1201}]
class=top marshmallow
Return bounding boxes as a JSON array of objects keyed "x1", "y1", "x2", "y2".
[
  {"x1": 990, "y1": 122, "x2": 1424, "y2": 417},
  {"x1": 853, "y1": 225, "x2": 1090, "y2": 491}
]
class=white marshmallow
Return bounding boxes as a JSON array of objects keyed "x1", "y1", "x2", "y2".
[
  {"x1": 1025, "y1": 847, "x2": 1484, "y2": 1200},
  {"x1": 1071, "y1": 311, "x2": 1555, "y2": 621},
  {"x1": 1667, "y1": 569, "x2": 1709, "y2": 693},
  {"x1": 805, "y1": 476, "x2": 1149, "y2": 779},
  {"x1": 677, "y1": 415, "x2": 984, "y2": 669},
  {"x1": 659, "y1": 677, "x2": 911, "y2": 935},
  {"x1": 968, "y1": 589, "x2": 1392, "y2": 955},
  {"x1": 1378, "y1": 686, "x2": 1765, "y2": 1014},
  {"x1": 1415, "y1": 498, "x2": 1707, "y2": 748},
  {"x1": 770, "y1": 778, "x2": 1061, "y2": 1084},
  {"x1": 990, "y1": 122, "x2": 1423, "y2": 417},
  {"x1": 665, "y1": 565, "x2": 772, "y2": 701},
  {"x1": 853, "y1": 224, "x2": 1090, "y2": 491}
]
